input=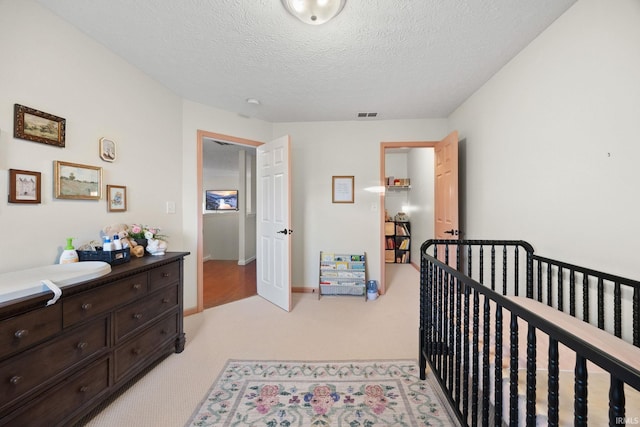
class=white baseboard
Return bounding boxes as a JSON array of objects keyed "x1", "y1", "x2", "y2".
[
  {"x1": 203, "y1": 254, "x2": 212, "y2": 262},
  {"x1": 238, "y1": 256, "x2": 256, "y2": 266}
]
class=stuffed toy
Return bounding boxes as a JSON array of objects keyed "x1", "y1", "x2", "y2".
[{"x1": 146, "y1": 238, "x2": 167, "y2": 256}]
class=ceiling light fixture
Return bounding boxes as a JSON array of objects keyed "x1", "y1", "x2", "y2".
[
  {"x1": 281, "y1": 0, "x2": 346, "y2": 25},
  {"x1": 246, "y1": 98, "x2": 261, "y2": 105}
]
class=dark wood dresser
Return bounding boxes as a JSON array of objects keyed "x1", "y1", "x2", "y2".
[{"x1": 0, "y1": 252, "x2": 189, "y2": 426}]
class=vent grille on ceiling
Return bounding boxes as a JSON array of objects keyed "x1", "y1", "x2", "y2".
[{"x1": 357, "y1": 112, "x2": 378, "y2": 118}]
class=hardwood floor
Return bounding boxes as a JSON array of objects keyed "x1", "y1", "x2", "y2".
[{"x1": 203, "y1": 260, "x2": 257, "y2": 308}]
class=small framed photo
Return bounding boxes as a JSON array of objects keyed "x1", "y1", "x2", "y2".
[
  {"x1": 54, "y1": 160, "x2": 102, "y2": 200},
  {"x1": 14, "y1": 104, "x2": 66, "y2": 147},
  {"x1": 8, "y1": 169, "x2": 41, "y2": 204},
  {"x1": 332, "y1": 175, "x2": 354, "y2": 203},
  {"x1": 99, "y1": 137, "x2": 116, "y2": 162},
  {"x1": 106, "y1": 185, "x2": 126, "y2": 212}
]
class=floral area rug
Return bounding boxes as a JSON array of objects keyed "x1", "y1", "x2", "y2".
[{"x1": 185, "y1": 359, "x2": 456, "y2": 426}]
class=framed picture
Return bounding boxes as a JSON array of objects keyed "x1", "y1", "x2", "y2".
[
  {"x1": 54, "y1": 160, "x2": 102, "y2": 200},
  {"x1": 332, "y1": 175, "x2": 354, "y2": 203},
  {"x1": 99, "y1": 137, "x2": 117, "y2": 162},
  {"x1": 8, "y1": 169, "x2": 41, "y2": 204},
  {"x1": 106, "y1": 185, "x2": 126, "y2": 212},
  {"x1": 14, "y1": 104, "x2": 66, "y2": 147}
]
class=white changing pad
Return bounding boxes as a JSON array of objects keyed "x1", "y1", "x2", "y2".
[{"x1": 0, "y1": 261, "x2": 111, "y2": 304}]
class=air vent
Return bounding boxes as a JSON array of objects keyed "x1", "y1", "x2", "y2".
[{"x1": 357, "y1": 112, "x2": 378, "y2": 118}]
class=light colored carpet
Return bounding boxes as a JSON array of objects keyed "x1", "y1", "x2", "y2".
[
  {"x1": 185, "y1": 359, "x2": 456, "y2": 426},
  {"x1": 81, "y1": 264, "x2": 448, "y2": 426}
]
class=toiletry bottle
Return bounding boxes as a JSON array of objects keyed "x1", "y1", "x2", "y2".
[
  {"x1": 59, "y1": 238, "x2": 79, "y2": 264},
  {"x1": 113, "y1": 234, "x2": 122, "y2": 250},
  {"x1": 103, "y1": 236, "x2": 113, "y2": 251}
]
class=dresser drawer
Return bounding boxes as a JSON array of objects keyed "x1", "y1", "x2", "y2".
[
  {"x1": 0, "y1": 357, "x2": 110, "y2": 427},
  {"x1": 63, "y1": 272, "x2": 147, "y2": 327},
  {"x1": 0, "y1": 304, "x2": 62, "y2": 360},
  {"x1": 148, "y1": 261, "x2": 180, "y2": 291},
  {"x1": 114, "y1": 313, "x2": 178, "y2": 382},
  {"x1": 0, "y1": 317, "x2": 108, "y2": 411},
  {"x1": 114, "y1": 285, "x2": 178, "y2": 342}
]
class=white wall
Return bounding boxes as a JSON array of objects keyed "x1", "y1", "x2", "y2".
[
  {"x1": 273, "y1": 120, "x2": 448, "y2": 288},
  {"x1": 384, "y1": 153, "x2": 409, "y2": 219},
  {"x1": 449, "y1": 0, "x2": 640, "y2": 278},
  {"x1": 0, "y1": 0, "x2": 183, "y2": 271},
  {"x1": 407, "y1": 148, "x2": 435, "y2": 264}
]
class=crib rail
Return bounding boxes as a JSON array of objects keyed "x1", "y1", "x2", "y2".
[{"x1": 419, "y1": 239, "x2": 640, "y2": 427}]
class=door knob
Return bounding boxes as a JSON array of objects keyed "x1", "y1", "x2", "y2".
[
  {"x1": 277, "y1": 229, "x2": 293, "y2": 235},
  {"x1": 444, "y1": 229, "x2": 459, "y2": 236}
]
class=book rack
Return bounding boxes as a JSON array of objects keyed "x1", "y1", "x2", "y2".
[{"x1": 318, "y1": 252, "x2": 367, "y2": 300}]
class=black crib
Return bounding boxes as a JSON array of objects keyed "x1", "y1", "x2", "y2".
[{"x1": 419, "y1": 239, "x2": 640, "y2": 426}]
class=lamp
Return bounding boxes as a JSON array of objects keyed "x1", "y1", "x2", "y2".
[{"x1": 281, "y1": 0, "x2": 346, "y2": 25}]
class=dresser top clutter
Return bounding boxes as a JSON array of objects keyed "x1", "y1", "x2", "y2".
[{"x1": 0, "y1": 252, "x2": 189, "y2": 426}]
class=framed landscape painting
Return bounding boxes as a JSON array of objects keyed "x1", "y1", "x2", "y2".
[
  {"x1": 54, "y1": 161, "x2": 102, "y2": 200},
  {"x1": 14, "y1": 104, "x2": 66, "y2": 147}
]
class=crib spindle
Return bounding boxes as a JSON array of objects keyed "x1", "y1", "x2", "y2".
[
  {"x1": 526, "y1": 325, "x2": 537, "y2": 427},
  {"x1": 502, "y1": 245, "x2": 508, "y2": 295},
  {"x1": 569, "y1": 270, "x2": 576, "y2": 317},
  {"x1": 546, "y1": 263, "x2": 552, "y2": 307},
  {"x1": 490, "y1": 245, "x2": 496, "y2": 291},
  {"x1": 482, "y1": 295, "x2": 490, "y2": 426},
  {"x1": 598, "y1": 277, "x2": 605, "y2": 330},
  {"x1": 495, "y1": 305, "x2": 503, "y2": 426},
  {"x1": 509, "y1": 313, "x2": 519, "y2": 427},
  {"x1": 472, "y1": 291, "x2": 480, "y2": 427},
  {"x1": 462, "y1": 284, "x2": 471, "y2": 423},
  {"x1": 614, "y1": 281, "x2": 622, "y2": 338},
  {"x1": 448, "y1": 273, "x2": 455, "y2": 392},
  {"x1": 454, "y1": 276, "x2": 462, "y2": 406},
  {"x1": 583, "y1": 274, "x2": 590, "y2": 323},
  {"x1": 634, "y1": 288, "x2": 640, "y2": 347},
  {"x1": 548, "y1": 338, "x2": 559, "y2": 427},
  {"x1": 574, "y1": 355, "x2": 588, "y2": 427},
  {"x1": 557, "y1": 267, "x2": 564, "y2": 312},
  {"x1": 609, "y1": 376, "x2": 625, "y2": 425}
]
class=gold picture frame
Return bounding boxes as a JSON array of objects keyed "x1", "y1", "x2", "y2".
[
  {"x1": 332, "y1": 175, "x2": 354, "y2": 203},
  {"x1": 54, "y1": 160, "x2": 102, "y2": 200},
  {"x1": 8, "y1": 169, "x2": 41, "y2": 204},
  {"x1": 14, "y1": 104, "x2": 66, "y2": 147},
  {"x1": 106, "y1": 185, "x2": 127, "y2": 212}
]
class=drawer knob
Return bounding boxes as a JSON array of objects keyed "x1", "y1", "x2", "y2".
[
  {"x1": 10, "y1": 376, "x2": 21, "y2": 385},
  {"x1": 133, "y1": 313, "x2": 143, "y2": 320},
  {"x1": 81, "y1": 303, "x2": 93, "y2": 311},
  {"x1": 79, "y1": 385, "x2": 89, "y2": 393},
  {"x1": 162, "y1": 272, "x2": 171, "y2": 278},
  {"x1": 132, "y1": 348, "x2": 141, "y2": 355},
  {"x1": 77, "y1": 342, "x2": 88, "y2": 350},
  {"x1": 161, "y1": 298, "x2": 170, "y2": 304},
  {"x1": 132, "y1": 283, "x2": 142, "y2": 290},
  {"x1": 14, "y1": 329, "x2": 29, "y2": 339}
]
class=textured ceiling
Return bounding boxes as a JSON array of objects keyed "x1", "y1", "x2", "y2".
[{"x1": 35, "y1": 0, "x2": 576, "y2": 123}]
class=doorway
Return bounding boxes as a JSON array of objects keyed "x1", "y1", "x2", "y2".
[
  {"x1": 379, "y1": 141, "x2": 437, "y2": 295},
  {"x1": 197, "y1": 131, "x2": 262, "y2": 311}
]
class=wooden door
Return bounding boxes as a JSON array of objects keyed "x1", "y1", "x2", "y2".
[
  {"x1": 434, "y1": 131, "x2": 459, "y2": 239},
  {"x1": 256, "y1": 135, "x2": 292, "y2": 311}
]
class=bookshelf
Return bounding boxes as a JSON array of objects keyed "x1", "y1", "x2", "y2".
[
  {"x1": 385, "y1": 221, "x2": 411, "y2": 264},
  {"x1": 319, "y1": 252, "x2": 366, "y2": 300}
]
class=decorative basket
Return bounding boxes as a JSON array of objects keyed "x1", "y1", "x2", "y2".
[{"x1": 77, "y1": 247, "x2": 131, "y2": 265}]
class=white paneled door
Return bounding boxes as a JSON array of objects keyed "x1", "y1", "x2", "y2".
[{"x1": 256, "y1": 135, "x2": 292, "y2": 311}]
